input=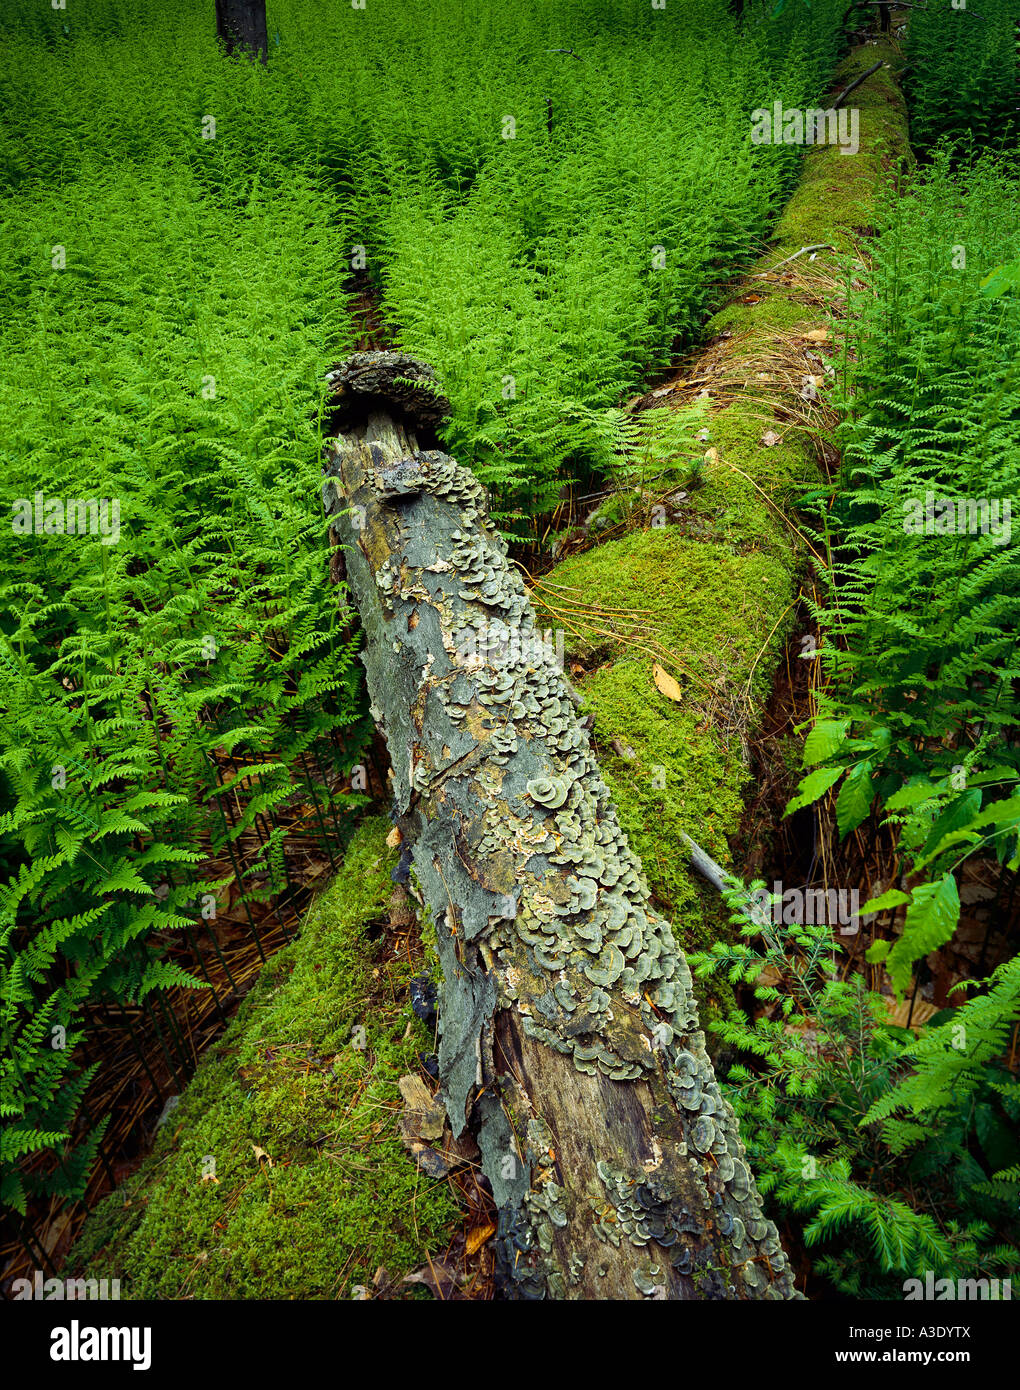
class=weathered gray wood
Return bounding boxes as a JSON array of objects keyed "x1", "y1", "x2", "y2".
[
  {"x1": 322, "y1": 352, "x2": 800, "y2": 1301},
  {"x1": 215, "y1": 0, "x2": 267, "y2": 63}
]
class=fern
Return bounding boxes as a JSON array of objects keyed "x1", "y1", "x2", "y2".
[
  {"x1": 0, "y1": 134, "x2": 367, "y2": 1214},
  {"x1": 791, "y1": 152, "x2": 1020, "y2": 991},
  {"x1": 691, "y1": 879, "x2": 1020, "y2": 1296}
]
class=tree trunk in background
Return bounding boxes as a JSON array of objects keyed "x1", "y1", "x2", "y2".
[
  {"x1": 215, "y1": 0, "x2": 268, "y2": 62},
  {"x1": 322, "y1": 352, "x2": 801, "y2": 1301}
]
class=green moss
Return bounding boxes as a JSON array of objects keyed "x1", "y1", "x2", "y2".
[
  {"x1": 706, "y1": 292, "x2": 811, "y2": 340},
  {"x1": 535, "y1": 515, "x2": 797, "y2": 966},
  {"x1": 541, "y1": 522, "x2": 796, "y2": 703},
  {"x1": 688, "y1": 404, "x2": 812, "y2": 553},
  {"x1": 585, "y1": 659, "x2": 746, "y2": 955},
  {"x1": 68, "y1": 819, "x2": 457, "y2": 1299},
  {"x1": 771, "y1": 41, "x2": 911, "y2": 256},
  {"x1": 705, "y1": 43, "x2": 910, "y2": 344},
  {"x1": 641, "y1": 397, "x2": 809, "y2": 512}
]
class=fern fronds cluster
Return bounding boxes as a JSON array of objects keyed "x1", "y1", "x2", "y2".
[
  {"x1": 691, "y1": 883, "x2": 1020, "y2": 1298},
  {"x1": 791, "y1": 152, "x2": 1020, "y2": 986},
  {"x1": 905, "y1": 0, "x2": 1020, "y2": 153},
  {"x1": 0, "y1": 0, "x2": 851, "y2": 527},
  {"x1": 0, "y1": 156, "x2": 367, "y2": 1215}
]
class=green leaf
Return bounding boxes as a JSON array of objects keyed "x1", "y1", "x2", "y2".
[
  {"x1": 913, "y1": 827, "x2": 981, "y2": 874},
  {"x1": 979, "y1": 262, "x2": 1020, "y2": 298},
  {"x1": 922, "y1": 789, "x2": 982, "y2": 860},
  {"x1": 836, "y1": 760, "x2": 874, "y2": 838},
  {"x1": 861, "y1": 888, "x2": 911, "y2": 916},
  {"x1": 963, "y1": 795, "x2": 1020, "y2": 833},
  {"x1": 886, "y1": 874, "x2": 961, "y2": 996},
  {"x1": 803, "y1": 719, "x2": 850, "y2": 767},
  {"x1": 884, "y1": 780, "x2": 939, "y2": 813},
  {"x1": 785, "y1": 765, "x2": 843, "y2": 816}
]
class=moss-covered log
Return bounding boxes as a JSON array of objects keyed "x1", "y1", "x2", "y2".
[
  {"x1": 68, "y1": 819, "x2": 457, "y2": 1298},
  {"x1": 322, "y1": 352, "x2": 799, "y2": 1301},
  {"x1": 532, "y1": 40, "x2": 911, "y2": 950}
]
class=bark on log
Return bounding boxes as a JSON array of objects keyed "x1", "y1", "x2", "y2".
[
  {"x1": 322, "y1": 352, "x2": 800, "y2": 1301},
  {"x1": 215, "y1": 0, "x2": 268, "y2": 62}
]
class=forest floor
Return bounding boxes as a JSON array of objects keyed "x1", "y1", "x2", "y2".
[{"x1": 56, "y1": 36, "x2": 923, "y2": 1301}]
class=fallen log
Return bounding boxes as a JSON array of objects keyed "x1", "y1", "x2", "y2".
[{"x1": 321, "y1": 351, "x2": 800, "y2": 1300}]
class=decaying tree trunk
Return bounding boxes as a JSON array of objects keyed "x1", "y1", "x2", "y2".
[
  {"x1": 322, "y1": 352, "x2": 801, "y2": 1300},
  {"x1": 215, "y1": 0, "x2": 268, "y2": 62}
]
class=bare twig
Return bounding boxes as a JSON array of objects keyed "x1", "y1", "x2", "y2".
[
  {"x1": 679, "y1": 831, "x2": 765, "y2": 928},
  {"x1": 833, "y1": 60, "x2": 885, "y2": 110},
  {"x1": 754, "y1": 244, "x2": 837, "y2": 277}
]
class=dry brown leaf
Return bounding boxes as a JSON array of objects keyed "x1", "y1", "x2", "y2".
[
  {"x1": 652, "y1": 663, "x2": 683, "y2": 704},
  {"x1": 41, "y1": 1209, "x2": 74, "y2": 1257},
  {"x1": 388, "y1": 886, "x2": 416, "y2": 929},
  {"x1": 760, "y1": 429, "x2": 783, "y2": 448},
  {"x1": 398, "y1": 1073, "x2": 432, "y2": 1108},
  {"x1": 442, "y1": 1128, "x2": 481, "y2": 1167},
  {"x1": 402, "y1": 1261, "x2": 460, "y2": 1300},
  {"x1": 884, "y1": 995, "x2": 938, "y2": 1031},
  {"x1": 466, "y1": 1222, "x2": 497, "y2": 1256},
  {"x1": 398, "y1": 1073, "x2": 447, "y2": 1145}
]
